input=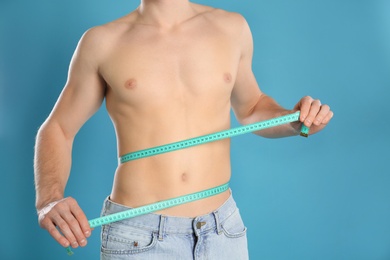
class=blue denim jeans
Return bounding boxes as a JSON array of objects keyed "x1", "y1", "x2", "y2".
[{"x1": 100, "y1": 191, "x2": 248, "y2": 259}]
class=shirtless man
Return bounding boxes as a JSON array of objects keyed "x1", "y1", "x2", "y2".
[{"x1": 34, "y1": 1, "x2": 333, "y2": 259}]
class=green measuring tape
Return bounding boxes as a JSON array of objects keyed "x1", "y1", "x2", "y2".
[
  {"x1": 66, "y1": 183, "x2": 229, "y2": 255},
  {"x1": 120, "y1": 111, "x2": 309, "y2": 163},
  {"x1": 88, "y1": 183, "x2": 229, "y2": 228},
  {"x1": 66, "y1": 111, "x2": 308, "y2": 255}
]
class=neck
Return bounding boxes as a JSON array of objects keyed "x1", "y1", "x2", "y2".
[{"x1": 137, "y1": 0, "x2": 195, "y2": 28}]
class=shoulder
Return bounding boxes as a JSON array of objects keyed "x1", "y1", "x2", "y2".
[
  {"x1": 74, "y1": 15, "x2": 133, "y2": 64},
  {"x1": 78, "y1": 16, "x2": 131, "y2": 51},
  {"x1": 212, "y1": 9, "x2": 247, "y2": 26},
  {"x1": 193, "y1": 3, "x2": 244, "y2": 20},
  {"x1": 199, "y1": 7, "x2": 254, "y2": 57},
  {"x1": 74, "y1": 26, "x2": 110, "y2": 62},
  {"x1": 78, "y1": 26, "x2": 108, "y2": 50},
  {"x1": 194, "y1": 5, "x2": 250, "y2": 36}
]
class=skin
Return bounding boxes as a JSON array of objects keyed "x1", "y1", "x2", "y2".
[{"x1": 34, "y1": 0, "x2": 333, "y2": 250}]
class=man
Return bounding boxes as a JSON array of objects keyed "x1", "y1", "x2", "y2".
[{"x1": 34, "y1": 1, "x2": 333, "y2": 259}]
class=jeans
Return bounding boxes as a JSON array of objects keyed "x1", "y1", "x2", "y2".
[{"x1": 100, "y1": 191, "x2": 248, "y2": 259}]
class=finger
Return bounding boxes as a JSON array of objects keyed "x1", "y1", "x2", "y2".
[
  {"x1": 41, "y1": 217, "x2": 71, "y2": 248},
  {"x1": 70, "y1": 200, "x2": 91, "y2": 239},
  {"x1": 298, "y1": 96, "x2": 313, "y2": 122},
  {"x1": 313, "y1": 104, "x2": 330, "y2": 126},
  {"x1": 52, "y1": 214, "x2": 79, "y2": 248},
  {"x1": 59, "y1": 197, "x2": 88, "y2": 248},
  {"x1": 304, "y1": 99, "x2": 321, "y2": 127},
  {"x1": 62, "y1": 212, "x2": 88, "y2": 247},
  {"x1": 322, "y1": 110, "x2": 334, "y2": 124}
]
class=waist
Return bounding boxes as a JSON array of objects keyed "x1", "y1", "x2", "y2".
[
  {"x1": 101, "y1": 189, "x2": 237, "y2": 234},
  {"x1": 118, "y1": 136, "x2": 230, "y2": 163},
  {"x1": 111, "y1": 164, "x2": 230, "y2": 210}
]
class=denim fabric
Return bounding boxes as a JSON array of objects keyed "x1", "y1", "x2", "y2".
[{"x1": 100, "y1": 191, "x2": 248, "y2": 259}]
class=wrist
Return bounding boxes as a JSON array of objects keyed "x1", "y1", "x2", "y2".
[
  {"x1": 36, "y1": 194, "x2": 64, "y2": 213},
  {"x1": 37, "y1": 198, "x2": 66, "y2": 218}
]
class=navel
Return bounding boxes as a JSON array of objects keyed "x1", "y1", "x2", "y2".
[
  {"x1": 223, "y1": 73, "x2": 232, "y2": 83},
  {"x1": 124, "y1": 78, "x2": 137, "y2": 90},
  {"x1": 181, "y1": 172, "x2": 188, "y2": 182}
]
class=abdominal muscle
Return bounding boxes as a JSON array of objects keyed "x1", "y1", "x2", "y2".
[{"x1": 108, "y1": 106, "x2": 233, "y2": 217}]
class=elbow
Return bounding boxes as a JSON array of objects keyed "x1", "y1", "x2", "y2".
[
  {"x1": 36, "y1": 120, "x2": 75, "y2": 146},
  {"x1": 236, "y1": 93, "x2": 264, "y2": 126}
]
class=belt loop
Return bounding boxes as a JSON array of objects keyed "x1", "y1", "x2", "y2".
[
  {"x1": 213, "y1": 211, "x2": 222, "y2": 235},
  {"x1": 158, "y1": 215, "x2": 166, "y2": 241}
]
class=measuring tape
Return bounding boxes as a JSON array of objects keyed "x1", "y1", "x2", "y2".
[
  {"x1": 89, "y1": 183, "x2": 229, "y2": 228},
  {"x1": 66, "y1": 111, "x2": 308, "y2": 255},
  {"x1": 65, "y1": 183, "x2": 229, "y2": 255},
  {"x1": 120, "y1": 111, "x2": 309, "y2": 163}
]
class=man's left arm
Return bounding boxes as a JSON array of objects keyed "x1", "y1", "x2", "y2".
[{"x1": 231, "y1": 16, "x2": 333, "y2": 138}]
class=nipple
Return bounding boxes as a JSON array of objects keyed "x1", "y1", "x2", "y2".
[
  {"x1": 124, "y1": 79, "x2": 137, "y2": 90},
  {"x1": 223, "y1": 73, "x2": 232, "y2": 83}
]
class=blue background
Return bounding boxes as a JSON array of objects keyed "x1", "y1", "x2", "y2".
[{"x1": 1, "y1": 0, "x2": 389, "y2": 259}]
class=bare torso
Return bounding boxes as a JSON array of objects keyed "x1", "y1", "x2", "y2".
[
  {"x1": 98, "y1": 5, "x2": 242, "y2": 216},
  {"x1": 34, "y1": 1, "x2": 332, "y2": 250}
]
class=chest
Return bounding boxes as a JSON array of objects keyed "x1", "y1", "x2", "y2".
[{"x1": 100, "y1": 24, "x2": 241, "y2": 107}]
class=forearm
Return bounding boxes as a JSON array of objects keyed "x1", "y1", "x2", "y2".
[
  {"x1": 34, "y1": 122, "x2": 73, "y2": 210},
  {"x1": 240, "y1": 94, "x2": 300, "y2": 138},
  {"x1": 34, "y1": 121, "x2": 92, "y2": 249}
]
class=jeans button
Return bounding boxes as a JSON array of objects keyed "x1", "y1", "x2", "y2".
[{"x1": 196, "y1": 221, "x2": 206, "y2": 229}]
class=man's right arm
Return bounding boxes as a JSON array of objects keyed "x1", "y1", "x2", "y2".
[{"x1": 34, "y1": 26, "x2": 108, "y2": 249}]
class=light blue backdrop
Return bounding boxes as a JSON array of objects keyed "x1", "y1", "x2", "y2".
[{"x1": 1, "y1": 0, "x2": 389, "y2": 259}]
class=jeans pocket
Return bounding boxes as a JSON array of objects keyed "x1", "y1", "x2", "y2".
[
  {"x1": 220, "y1": 208, "x2": 247, "y2": 238},
  {"x1": 101, "y1": 223, "x2": 158, "y2": 255}
]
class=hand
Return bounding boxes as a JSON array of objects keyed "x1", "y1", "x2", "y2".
[
  {"x1": 37, "y1": 197, "x2": 92, "y2": 248},
  {"x1": 293, "y1": 96, "x2": 333, "y2": 135}
]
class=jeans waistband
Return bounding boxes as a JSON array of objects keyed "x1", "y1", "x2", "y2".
[{"x1": 101, "y1": 189, "x2": 237, "y2": 235}]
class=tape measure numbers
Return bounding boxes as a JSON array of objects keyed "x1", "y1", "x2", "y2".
[
  {"x1": 120, "y1": 111, "x2": 309, "y2": 163},
  {"x1": 65, "y1": 183, "x2": 229, "y2": 255},
  {"x1": 66, "y1": 111, "x2": 309, "y2": 255},
  {"x1": 89, "y1": 182, "x2": 229, "y2": 228}
]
